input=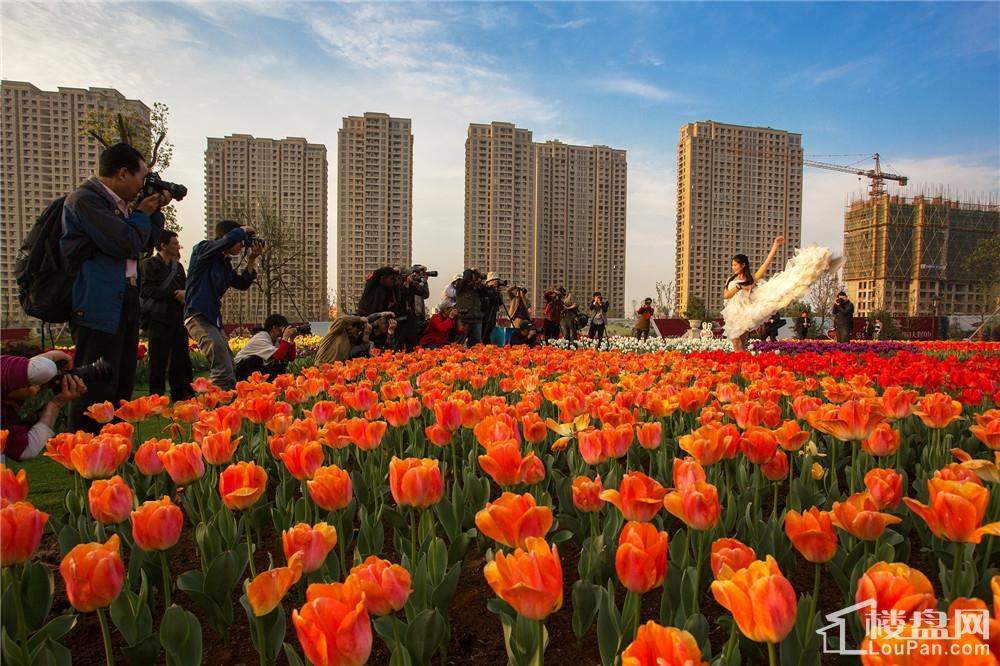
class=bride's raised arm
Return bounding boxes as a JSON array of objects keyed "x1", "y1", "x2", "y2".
[{"x1": 754, "y1": 236, "x2": 785, "y2": 281}]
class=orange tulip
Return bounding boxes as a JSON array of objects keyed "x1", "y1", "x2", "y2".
[
  {"x1": 663, "y1": 481, "x2": 721, "y2": 531},
  {"x1": 84, "y1": 401, "x2": 116, "y2": 424},
  {"x1": 970, "y1": 416, "x2": 1000, "y2": 450},
  {"x1": 312, "y1": 400, "x2": 344, "y2": 425},
  {"x1": 677, "y1": 387, "x2": 710, "y2": 413},
  {"x1": 1, "y1": 501, "x2": 48, "y2": 566},
  {"x1": 806, "y1": 399, "x2": 885, "y2": 442},
  {"x1": 345, "y1": 418, "x2": 387, "y2": 451},
  {"x1": 45, "y1": 431, "x2": 92, "y2": 470},
  {"x1": 784, "y1": 507, "x2": 838, "y2": 563},
  {"x1": 475, "y1": 492, "x2": 553, "y2": 549},
  {"x1": 389, "y1": 457, "x2": 443, "y2": 509},
  {"x1": 913, "y1": 393, "x2": 963, "y2": 429},
  {"x1": 200, "y1": 428, "x2": 241, "y2": 465},
  {"x1": 740, "y1": 426, "x2": 778, "y2": 464},
  {"x1": 307, "y1": 465, "x2": 353, "y2": 511},
  {"x1": 247, "y1": 552, "x2": 304, "y2": 616},
  {"x1": 87, "y1": 475, "x2": 134, "y2": 524},
  {"x1": 70, "y1": 433, "x2": 131, "y2": 479},
  {"x1": 636, "y1": 422, "x2": 662, "y2": 450},
  {"x1": 792, "y1": 395, "x2": 823, "y2": 420},
  {"x1": 100, "y1": 421, "x2": 135, "y2": 441},
  {"x1": 282, "y1": 522, "x2": 338, "y2": 573},
  {"x1": 672, "y1": 456, "x2": 706, "y2": 490},
  {"x1": 0, "y1": 464, "x2": 28, "y2": 503},
  {"x1": 131, "y1": 497, "x2": 184, "y2": 551},
  {"x1": 474, "y1": 414, "x2": 520, "y2": 447},
  {"x1": 571, "y1": 475, "x2": 604, "y2": 513},
  {"x1": 521, "y1": 413, "x2": 548, "y2": 444},
  {"x1": 710, "y1": 556, "x2": 797, "y2": 644},
  {"x1": 293, "y1": 582, "x2": 372, "y2": 666},
  {"x1": 773, "y1": 420, "x2": 810, "y2": 452},
  {"x1": 219, "y1": 461, "x2": 268, "y2": 510},
  {"x1": 864, "y1": 468, "x2": 903, "y2": 510},
  {"x1": 170, "y1": 400, "x2": 202, "y2": 424},
  {"x1": 577, "y1": 428, "x2": 611, "y2": 465},
  {"x1": 729, "y1": 401, "x2": 764, "y2": 429},
  {"x1": 483, "y1": 537, "x2": 563, "y2": 620},
  {"x1": 599, "y1": 471, "x2": 667, "y2": 522},
  {"x1": 760, "y1": 450, "x2": 789, "y2": 481},
  {"x1": 831, "y1": 492, "x2": 902, "y2": 541},
  {"x1": 903, "y1": 477, "x2": 1000, "y2": 543},
  {"x1": 134, "y1": 438, "x2": 171, "y2": 476},
  {"x1": 621, "y1": 622, "x2": 704, "y2": 666},
  {"x1": 478, "y1": 440, "x2": 538, "y2": 487},
  {"x1": 158, "y1": 442, "x2": 205, "y2": 485},
  {"x1": 433, "y1": 400, "x2": 464, "y2": 432},
  {"x1": 279, "y1": 439, "x2": 325, "y2": 480},
  {"x1": 115, "y1": 396, "x2": 162, "y2": 422},
  {"x1": 424, "y1": 423, "x2": 453, "y2": 447},
  {"x1": 855, "y1": 562, "x2": 936, "y2": 625},
  {"x1": 880, "y1": 386, "x2": 917, "y2": 420},
  {"x1": 382, "y1": 400, "x2": 411, "y2": 428},
  {"x1": 861, "y1": 422, "x2": 900, "y2": 457},
  {"x1": 678, "y1": 423, "x2": 740, "y2": 466},
  {"x1": 710, "y1": 538, "x2": 756, "y2": 580},
  {"x1": 616, "y1": 521, "x2": 668, "y2": 594},
  {"x1": 59, "y1": 535, "x2": 125, "y2": 612},
  {"x1": 346, "y1": 556, "x2": 412, "y2": 616}
]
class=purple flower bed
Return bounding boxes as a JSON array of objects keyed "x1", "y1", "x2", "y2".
[{"x1": 749, "y1": 340, "x2": 916, "y2": 355}]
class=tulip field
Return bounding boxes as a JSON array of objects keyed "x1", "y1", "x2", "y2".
[{"x1": 2, "y1": 342, "x2": 1000, "y2": 665}]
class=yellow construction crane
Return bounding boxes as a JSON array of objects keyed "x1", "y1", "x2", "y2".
[{"x1": 804, "y1": 153, "x2": 908, "y2": 198}]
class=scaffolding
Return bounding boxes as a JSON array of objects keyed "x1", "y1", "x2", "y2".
[{"x1": 843, "y1": 193, "x2": 999, "y2": 317}]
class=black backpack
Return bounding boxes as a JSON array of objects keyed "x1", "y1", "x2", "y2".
[{"x1": 14, "y1": 197, "x2": 74, "y2": 323}]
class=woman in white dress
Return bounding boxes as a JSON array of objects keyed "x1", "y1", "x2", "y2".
[{"x1": 722, "y1": 236, "x2": 841, "y2": 352}]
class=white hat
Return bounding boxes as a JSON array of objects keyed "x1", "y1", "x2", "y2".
[
  {"x1": 27, "y1": 356, "x2": 59, "y2": 385},
  {"x1": 486, "y1": 272, "x2": 501, "y2": 282},
  {"x1": 451, "y1": 273, "x2": 462, "y2": 282}
]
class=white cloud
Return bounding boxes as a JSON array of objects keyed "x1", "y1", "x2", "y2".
[
  {"x1": 547, "y1": 18, "x2": 593, "y2": 30},
  {"x1": 597, "y1": 77, "x2": 685, "y2": 103}
]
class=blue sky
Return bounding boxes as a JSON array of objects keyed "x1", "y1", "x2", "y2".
[{"x1": 3, "y1": 1, "x2": 998, "y2": 309}]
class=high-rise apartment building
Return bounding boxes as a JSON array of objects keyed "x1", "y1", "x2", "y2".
[
  {"x1": 465, "y1": 122, "x2": 535, "y2": 295},
  {"x1": 464, "y1": 123, "x2": 628, "y2": 317},
  {"x1": 1, "y1": 80, "x2": 149, "y2": 326},
  {"x1": 337, "y1": 113, "x2": 413, "y2": 312},
  {"x1": 675, "y1": 121, "x2": 803, "y2": 315},
  {"x1": 844, "y1": 194, "x2": 998, "y2": 317},
  {"x1": 204, "y1": 134, "x2": 328, "y2": 323},
  {"x1": 533, "y1": 141, "x2": 627, "y2": 317}
]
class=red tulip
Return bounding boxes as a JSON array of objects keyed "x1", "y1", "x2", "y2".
[
  {"x1": 59, "y1": 535, "x2": 125, "y2": 612},
  {"x1": 1, "y1": 501, "x2": 48, "y2": 566},
  {"x1": 616, "y1": 521, "x2": 668, "y2": 594},
  {"x1": 87, "y1": 475, "x2": 134, "y2": 524},
  {"x1": 0, "y1": 464, "x2": 28, "y2": 503}
]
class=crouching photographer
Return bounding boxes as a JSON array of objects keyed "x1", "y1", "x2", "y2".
[
  {"x1": 234, "y1": 314, "x2": 307, "y2": 380},
  {"x1": 1, "y1": 349, "x2": 93, "y2": 461},
  {"x1": 315, "y1": 312, "x2": 395, "y2": 364}
]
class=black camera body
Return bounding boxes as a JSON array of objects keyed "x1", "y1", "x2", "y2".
[
  {"x1": 141, "y1": 172, "x2": 187, "y2": 201},
  {"x1": 245, "y1": 230, "x2": 266, "y2": 248},
  {"x1": 295, "y1": 324, "x2": 312, "y2": 336},
  {"x1": 47, "y1": 357, "x2": 113, "y2": 390},
  {"x1": 424, "y1": 270, "x2": 438, "y2": 277}
]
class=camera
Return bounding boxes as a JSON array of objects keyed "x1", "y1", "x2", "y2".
[
  {"x1": 496, "y1": 279, "x2": 510, "y2": 288},
  {"x1": 245, "y1": 230, "x2": 266, "y2": 248},
  {"x1": 424, "y1": 270, "x2": 438, "y2": 277},
  {"x1": 294, "y1": 324, "x2": 312, "y2": 336},
  {"x1": 47, "y1": 357, "x2": 113, "y2": 390},
  {"x1": 141, "y1": 172, "x2": 187, "y2": 201}
]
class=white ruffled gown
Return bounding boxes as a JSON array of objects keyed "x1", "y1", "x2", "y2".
[{"x1": 721, "y1": 246, "x2": 843, "y2": 340}]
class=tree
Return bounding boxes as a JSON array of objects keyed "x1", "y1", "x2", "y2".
[
  {"x1": 81, "y1": 102, "x2": 179, "y2": 232},
  {"x1": 963, "y1": 229, "x2": 1000, "y2": 322},
  {"x1": 808, "y1": 272, "x2": 843, "y2": 333},
  {"x1": 653, "y1": 280, "x2": 676, "y2": 317},
  {"x1": 682, "y1": 296, "x2": 708, "y2": 321},
  {"x1": 224, "y1": 196, "x2": 309, "y2": 320}
]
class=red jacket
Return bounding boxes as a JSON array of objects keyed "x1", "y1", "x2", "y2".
[
  {"x1": 419, "y1": 314, "x2": 455, "y2": 348},
  {"x1": 1, "y1": 356, "x2": 33, "y2": 461}
]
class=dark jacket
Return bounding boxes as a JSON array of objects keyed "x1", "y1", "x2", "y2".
[
  {"x1": 795, "y1": 315, "x2": 811, "y2": 338},
  {"x1": 481, "y1": 287, "x2": 504, "y2": 328},
  {"x1": 455, "y1": 281, "x2": 483, "y2": 322},
  {"x1": 356, "y1": 268, "x2": 399, "y2": 316},
  {"x1": 542, "y1": 291, "x2": 563, "y2": 322},
  {"x1": 589, "y1": 300, "x2": 609, "y2": 325},
  {"x1": 60, "y1": 178, "x2": 164, "y2": 333},
  {"x1": 184, "y1": 228, "x2": 255, "y2": 328},
  {"x1": 141, "y1": 254, "x2": 186, "y2": 326},
  {"x1": 832, "y1": 299, "x2": 855, "y2": 329}
]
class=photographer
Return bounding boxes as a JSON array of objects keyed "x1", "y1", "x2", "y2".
[
  {"x1": 141, "y1": 230, "x2": 193, "y2": 401},
  {"x1": 560, "y1": 292, "x2": 580, "y2": 340},
  {"x1": 420, "y1": 307, "x2": 458, "y2": 348},
  {"x1": 542, "y1": 287, "x2": 565, "y2": 340},
  {"x1": 481, "y1": 272, "x2": 506, "y2": 345},
  {"x1": 233, "y1": 314, "x2": 300, "y2": 381},
  {"x1": 398, "y1": 265, "x2": 432, "y2": 350},
  {"x1": 588, "y1": 292, "x2": 610, "y2": 349},
  {"x1": 356, "y1": 267, "x2": 400, "y2": 318},
  {"x1": 184, "y1": 220, "x2": 262, "y2": 390},
  {"x1": 794, "y1": 309, "x2": 811, "y2": 340},
  {"x1": 762, "y1": 311, "x2": 785, "y2": 341},
  {"x1": 634, "y1": 298, "x2": 654, "y2": 341},
  {"x1": 316, "y1": 312, "x2": 394, "y2": 364},
  {"x1": 454, "y1": 269, "x2": 485, "y2": 346},
  {"x1": 60, "y1": 142, "x2": 169, "y2": 432},
  {"x1": 1, "y1": 349, "x2": 86, "y2": 461},
  {"x1": 832, "y1": 291, "x2": 855, "y2": 343}
]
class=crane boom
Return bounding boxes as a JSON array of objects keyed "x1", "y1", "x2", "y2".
[{"x1": 804, "y1": 153, "x2": 908, "y2": 198}]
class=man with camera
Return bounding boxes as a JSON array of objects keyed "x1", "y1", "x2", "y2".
[
  {"x1": 60, "y1": 143, "x2": 171, "y2": 432},
  {"x1": 589, "y1": 291, "x2": 610, "y2": 349},
  {"x1": 832, "y1": 290, "x2": 855, "y2": 343},
  {"x1": 141, "y1": 229, "x2": 194, "y2": 401},
  {"x1": 233, "y1": 314, "x2": 303, "y2": 380},
  {"x1": 454, "y1": 268, "x2": 486, "y2": 346},
  {"x1": 481, "y1": 272, "x2": 506, "y2": 345},
  {"x1": 184, "y1": 220, "x2": 263, "y2": 390},
  {"x1": 1, "y1": 348, "x2": 87, "y2": 461},
  {"x1": 542, "y1": 287, "x2": 565, "y2": 341},
  {"x1": 398, "y1": 265, "x2": 433, "y2": 350}
]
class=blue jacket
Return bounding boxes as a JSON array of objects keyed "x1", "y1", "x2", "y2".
[
  {"x1": 184, "y1": 228, "x2": 256, "y2": 329},
  {"x1": 60, "y1": 179, "x2": 163, "y2": 333}
]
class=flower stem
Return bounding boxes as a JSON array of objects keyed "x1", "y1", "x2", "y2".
[
  {"x1": 159, "y1": 550, "x2": 172, "y2": 610},
  {"x1": 12, "y1": 566, "x2": 27, "y2": 643},
  {"x1": 410, "y1": 508, "x2": 418, "y2": 567},
  {"x1": 802, "y1": 562, "x2": 821, "y2": 648},
  {"x1": 245, "y1": 516, "x2": 258, "y2": 578},
  {"x1": 97, "y1": 607, "x2": 115, "y2": 666},
  {"x1": 767, "y1": 641, "x2": 777, "y2": 666},
  {"x1": 950, "y1": 540, "x2": 963, "y2": 600},
  {"x1": 692, "y1": 531, "x2": 705, "y2": 614}
]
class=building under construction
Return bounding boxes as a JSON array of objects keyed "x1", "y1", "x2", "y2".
[{"x1": 843, "y1": 194, "x2": 998, "y2": 317}]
